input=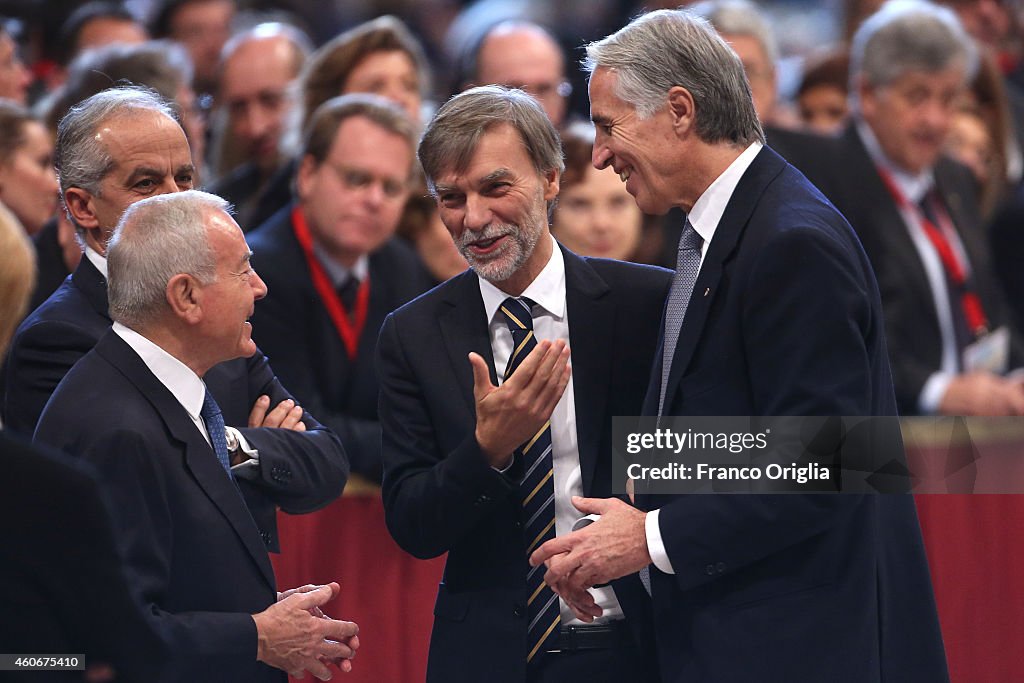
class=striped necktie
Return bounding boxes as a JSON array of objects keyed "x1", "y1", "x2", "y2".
[{"x1": 498, "y1": 296, "x2": 560, "y2": 665}]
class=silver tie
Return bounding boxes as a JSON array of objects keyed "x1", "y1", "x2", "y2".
[{"x1": 658, "y1": 219, "x2": 704, "y2": 416}]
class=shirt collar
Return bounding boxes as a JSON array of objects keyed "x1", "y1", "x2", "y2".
[
  {"x1": 687, "y1": 141, "x2": 763, "y2": 246},
  {"x1": 856, "y1": 117, "x2": 934, "y2": 204},
  {"x1": 478, "y1": 233, "x2": 566, "y2": 324},
  {"x1": 111, "y1": 321, "x2": 206, "y2": 421},
  {"x1": 85, "y1": 245, "x2": 108, "y2": 278},
  {"x1": 312, "y1": 242, "x2": 370, "y2": 287}
]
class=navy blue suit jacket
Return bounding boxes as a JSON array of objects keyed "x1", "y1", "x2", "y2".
[
  {"x1": 0, "y1": 431, "x2": 165, "y2": 682},
  {"x1": 248, "y1": 206, "x2": 434, "y2": 481},
  {"x1": 34, "y1": 331, "x2": 348, "y2": 682},
  {"x1": 3, "y1": 256, "x2": 347, "y2": 551},
  {"x1": 378, "y1": 246, "x2": 671, "y2": 683},
  {"x1": 641, "y1": 147, "x2": 948, "y2": 681}
]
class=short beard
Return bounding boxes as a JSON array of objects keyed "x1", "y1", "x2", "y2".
[{"x1": 456, "y1": 215, "x2": 543, "y2": 285}]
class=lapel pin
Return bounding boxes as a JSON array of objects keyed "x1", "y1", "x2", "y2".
[{"x1": 704, "y1": 287, "x2": 710, "y2": 296}]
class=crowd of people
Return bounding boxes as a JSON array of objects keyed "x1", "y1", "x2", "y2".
[{"x1": 1, "y1": 0, "x2": 1023, "y2": 680}]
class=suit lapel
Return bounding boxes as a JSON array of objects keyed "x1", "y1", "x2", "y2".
[
  {"x1": 439, "y1": 270, "x2": 496, "y2": 415},
  {"x1": 562, "y1": 247, "x2": 613, "y2": 495},
  {"x1": 662, "y1": 148, "x2": 785, "y2": 409},
  {"x1": 842, "y1": 127, "x2": 943, "y2": 330},
  {"x1": 71, "y1": 257, "x2": 112, "y2": 321},
  {"x1": 95, "y1": 332, "x2": 276, "y2": 590}
]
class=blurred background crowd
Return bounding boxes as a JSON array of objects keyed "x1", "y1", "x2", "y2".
[{"x1": 3, "y1": 1, "x2": 1024, "y2": 680}]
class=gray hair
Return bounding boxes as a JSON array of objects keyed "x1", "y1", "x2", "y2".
[
  {"x1": 583, "y1": 8, "x2": 763, "y2": 146},
  {"x1": 55, "y1": 86, "x2": 178, "y2": 198},
  {"x1": 688, "y1": 0, "x2": 779, "y2": 65},
  {"x1": 851, "y1": 0, "x2": 978, "y2": 97},
  {"x1": 418, "y1": 85, "x2": 564, "y2": 195},
  {"x1": 107, "y1": 190, "x2": 228, "y2": 329}
]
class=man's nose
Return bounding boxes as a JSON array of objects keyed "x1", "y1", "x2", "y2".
[
  {"x1": 251, "y1": 270, "x2": 268, "y2": 300},
  {"x1": 463, "y1": 193, "x2": 492, "y2": 231},
  {"x1": 593, "y1": 140, "x2": 613, "y2": 170}
]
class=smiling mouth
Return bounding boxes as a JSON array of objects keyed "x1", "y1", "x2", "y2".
[{"x1": 466, "y1": 234, "x2": 509, "y2": 254}]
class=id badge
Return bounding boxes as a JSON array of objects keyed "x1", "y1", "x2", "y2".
[{"x1": 962, "y1": 326, "x2": 1010, "y2": 374}]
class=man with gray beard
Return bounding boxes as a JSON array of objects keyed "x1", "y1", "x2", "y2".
[{"x1": 377, "y1": 85, "x2": 670, "y2": 683}]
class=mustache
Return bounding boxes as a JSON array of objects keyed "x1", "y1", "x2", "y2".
[{"x1": 456, "y1": 223, "x2": 517, "y2": 249}]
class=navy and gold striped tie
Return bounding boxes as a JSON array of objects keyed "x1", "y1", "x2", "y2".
[{"x1": 498, "y1": 296, "x2": 560, "y2": 665}]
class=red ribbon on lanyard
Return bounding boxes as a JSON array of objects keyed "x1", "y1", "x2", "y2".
[
  {"x1": 876, "y1": 168, "x2": 988, "y2": 336},
  {"x1": 291, "y1": 206, "x2": 370, "y2": 360}
]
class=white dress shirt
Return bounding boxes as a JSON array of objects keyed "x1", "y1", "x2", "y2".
[
  {"x1": 645, "y1": 141, "x2": 763, "y2": 576},
  {"x1": 477, "y1": 234, "x2": 624, "y2": 625},
  {"x1": 85, "y1": 245, "x2": 108, "y2": 278},
  {"x1": 856, "y1": 119, "x2": 969, "y2": 414},
  {"x1": 111, "y1": 322, "x2": 257, "y2": 469}
]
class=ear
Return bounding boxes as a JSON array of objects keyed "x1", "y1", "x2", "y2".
[
  {"x1": 855, "y1": 75, "x2": 876, "y2": 119},
  {"x1": 295, "y1": 155, "x2": 317, "y2": 203},
  {"x1": 543, "y1": 167, "x2": 560, "y2": 202},
  {"x1": 63, "y1": 187, "x2": 100, "y2": 229},
  {"x1": 667, "y1": 86, "x2": 696, "y2": 138},
  {"x1": 166, "y1": 273, "x2": 203, "y2": 324}
]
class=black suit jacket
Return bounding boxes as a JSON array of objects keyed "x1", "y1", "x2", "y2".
[
  {"x1": 378, "y1": 246, "x2": 671, "y2": 683},
  {"x1": 0, "y1": 431, "x2": 165, "y2": 682},
  {"x1": 988, "y1": 181, "x2": 1024, "y2": 333},
  {"x1": 641, "y1": 147, "x2": 948, "y2": 682},
  {"x1": 28, "y1": 216, "x2": 72, "y2": 314},
  {"x1": 248, "y1": 206, "x2": 434, "y2": 481},
  {"x1": 3, "y1": 256, "x2": 347, "y2": 551},
  {"x1": 34, "y1": 331, "x2": 349, "y2": 682},
  {"x1": 815, "y1": 124, "x2": 1024, "y2": 414}
]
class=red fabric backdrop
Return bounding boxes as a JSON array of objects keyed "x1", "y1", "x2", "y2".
[
  {"x1": 271, "y1": 492, "x2": 444, "y2": 683},
  {"x1": 272, "y1": 436, "x2": 1024, "y2": 682}
]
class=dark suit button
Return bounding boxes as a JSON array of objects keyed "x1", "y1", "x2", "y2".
[
  {"x1": 261, "y1": 531, "x2": 271, "y2": 545},
  {"x1": 513, "y1": 603, "x2": 524, "y2": 618},
  {"x1": 715, "y1": 562, "x2": 726, "y2": 574},
  {"x1": 705, "y1": 564, "x2": 716, "y2": 576},
  {"x1": 513, "y1": 520, "x2": 522, "y2": 529}
]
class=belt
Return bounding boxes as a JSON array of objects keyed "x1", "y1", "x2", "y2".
[{"x1": 546, "y1": 621, "x2": 629, "y2": 652}]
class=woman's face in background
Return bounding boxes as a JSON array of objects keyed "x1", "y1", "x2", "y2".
[
  {"x1": 0, "y1": 120, "x2": 59, "y2": 235},
  {"x1": 553, "y1": 163, "x2": 642, "y2": 262},
  {"x1": 343, "y1": 50, "x2": 422, "y2": 125}
]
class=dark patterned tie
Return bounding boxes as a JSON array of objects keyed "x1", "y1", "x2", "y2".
[
  {"x1": 337, "y1": 275, "x2": 360, "y2": 311},
  {"x1": 498, "y1": 296, "x2": 560, "y2": 665},
  {"x1": 659, "y1": 219, "x2": 704, "y2": 416},
  {"x1": 918, "y1": 191, "x2": 974, "y2": 363},
  {"x1": 200, "y1": 390, "x2": 233, "y2": 474}
]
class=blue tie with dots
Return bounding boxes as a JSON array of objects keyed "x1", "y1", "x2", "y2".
[
  {"x1": 200, "y1": 390, "x2": 232, "y2": 475},
  {"x1": 498, "y1": 296, "x2": 560, "y2": 665}
]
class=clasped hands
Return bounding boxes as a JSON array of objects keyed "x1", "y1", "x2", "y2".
[
  {"x1": 529, "y1": 496, "x2": 653, "y2": 622},
  {"x1": 254, "y1": 583, "x2": 359, "y2": 680}
]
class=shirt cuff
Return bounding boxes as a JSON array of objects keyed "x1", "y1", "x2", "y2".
[
  {"x1": 645, "y1": 509, "x2": 674, "y2": 574},
  {"x1": 227, "y1": 426, "x2": 260, "y2": 470},
  {"x1": 919, "y1": 372, "x2": 954, "y2": 415},
  {"x1": 491, "y1": 453, "x2": 516, "y2": 474}
]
